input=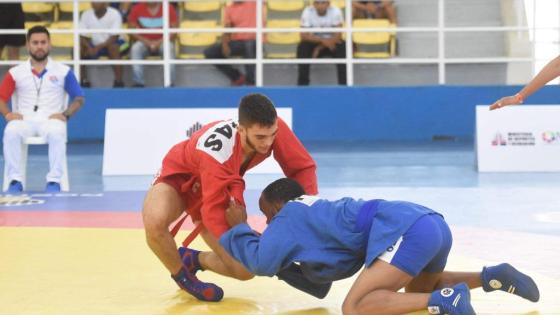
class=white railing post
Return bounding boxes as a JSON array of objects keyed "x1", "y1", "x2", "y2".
[
  {"x1": 437, "y1": 0, "x2": 445, "y2": 84},
  {"x1": 72, "y1": 0, "x2": 80, "y2": 81},
  {"x1": 345, "y1": 0, "x2": 353, "y2": 86},
  {"x1": 532, "y1": 0, "x2": 537, "y2": 77},
  {"x1": 256, "y1": 0, "x2": 264, "y2": 87},
  {"x1": 162, "y1": 0, "x2": 171, "y2": 87}
]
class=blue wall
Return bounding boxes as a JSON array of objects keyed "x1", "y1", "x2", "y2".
[{"x1": 2, "y1": 86, "x2": 560, "y2": 142}]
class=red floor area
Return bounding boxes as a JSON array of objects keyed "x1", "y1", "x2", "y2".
[{"x1": 0, "y1": 210, "x2": 267, "y2": 230}]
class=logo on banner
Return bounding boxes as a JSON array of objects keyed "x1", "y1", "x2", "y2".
[
  {"x1": 508, "y1": 132, "x2": 535, "y2": 146},
  {"x1": 0, "y1": 193, "x2": 103, "y2": 207},
  {"x1": 491, "y1": 132, "x2": 507, "y2": 146},
  {"x1": 186, "y1": 122, "x2": 203, "y2": 138},
  {"x1": 542, "y1": 131, "x2": 560, "y2": 144},
  {"x1": 492, "y1": 132, "x2": 536, "y2": 146},
  {"x1": 0, "y1": 195, "x2": 44, "y2": 207}
]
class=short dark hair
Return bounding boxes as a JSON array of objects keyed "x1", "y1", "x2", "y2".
[
  {"x1": 262, "y1": 178, "x2": 305, "y2": 205},
  {"x1": 27, "y1": 25, "x2": 50, "y2": 41},
  {"x1": 238, "y1": 93, "x2": 277, "y2": 127}
]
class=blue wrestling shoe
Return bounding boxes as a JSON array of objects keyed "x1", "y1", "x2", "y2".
[
  {"x1": 45, "y1": 182, "x2": 61, "y2": 192},
  {"x1": 481, "y1": 263, "x2": 540, "y2": 302},
  {"x1": 172, "y1": 267, "x2": 224, "y2": 302},
  {"x1": 428, "y1": 283, "x2": 475, "y2": 315},
  {"x1": 178, "y1": 247, "x2": 203, "y2": 274},
  {"x1": 7, "y1": 180, "x2": 23, "y2": 193}
]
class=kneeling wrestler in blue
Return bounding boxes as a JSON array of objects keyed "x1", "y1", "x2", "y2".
[{"x1": 216, "y1": 178, "x2": 539, "y2": 315}]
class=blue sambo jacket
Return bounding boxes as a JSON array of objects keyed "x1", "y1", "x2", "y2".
[{"x1": 220, "y1": 196, "x2": 437, "y2": 283}]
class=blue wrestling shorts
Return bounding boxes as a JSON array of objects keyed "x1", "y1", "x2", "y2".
[{"x1": 377, "y1": 213, "x2": 453, "y2": 277}]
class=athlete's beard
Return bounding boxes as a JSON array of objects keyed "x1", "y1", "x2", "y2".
[
  {"x1": 30, "y1": 51, "x2": 49, "y2": 62},
  {"x1": 244, "y1": 134, "x2": 257, "y2": 152}
]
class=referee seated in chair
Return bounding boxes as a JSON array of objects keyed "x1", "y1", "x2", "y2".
[{"x1": 0, "y1": 26, "x2": 85, "y2": 193}]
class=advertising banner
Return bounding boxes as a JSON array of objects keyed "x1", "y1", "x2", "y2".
[
  {"x1": 103, "y1": 108, "x2": 292, "y2": 175},
  {"x1": 476, "y1": 105, "x2": 560, "y2": 172}
]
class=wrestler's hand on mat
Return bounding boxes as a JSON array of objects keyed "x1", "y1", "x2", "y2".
[
  {"x1": 226, "y1": 199, "x2": 247, "y2": 226},
  {"x1": 490, "y1": 94, "x2": 523, "y2": 111}
]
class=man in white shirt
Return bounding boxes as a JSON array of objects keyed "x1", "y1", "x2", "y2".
[
  {"x1": 79, "y1": 2, "x2": 126, "y2": 87},
  {"x1": 0, "y1": 26, "x2": 85, "y2": 193},
  {"x1": 297, "y1": 0, "x2": 346, "y2": 86}
]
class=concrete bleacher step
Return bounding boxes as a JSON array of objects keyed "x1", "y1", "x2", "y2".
[
  {"x1": 393, "y1": 0, "x2": 506, "y2": 84},
  {"x1": 445, "y1": 0, "x2": 502, "y2": 26}
]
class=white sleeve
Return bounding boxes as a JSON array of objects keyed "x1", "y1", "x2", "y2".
[
  {"x1": 109, "y1": 9, "x2": 123, "y2": 31},
  {"x1": 301, "y1": 7, "x2": 312, "y2": 28},
  {"x1": 78, "y1": 12, "x2": 88, "y2": 30},
  {"x1": 78, "y1": 12, "x2": 92, "y2": 39},
  {"x1": 332, "y1": 7, "x2": 344, "y2": 26}
]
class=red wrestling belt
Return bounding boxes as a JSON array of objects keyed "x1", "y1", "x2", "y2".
[
  {"x1": 171, "y1": 194, "x2": 236, "y2": 247},
  {"x1": 170, "y1": 212, "x2": 203, "y2": 247}
]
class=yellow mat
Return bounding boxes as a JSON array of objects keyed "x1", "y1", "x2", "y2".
[{"x1": 1, "y1": 227, "x2": 557, "y2": 315}]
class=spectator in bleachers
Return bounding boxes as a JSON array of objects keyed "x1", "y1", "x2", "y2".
[
  {"x1": 79, "y1": 2, "x2": 126, "y2": 88},
  {"x1": 110, "y1": 2, "x2": 132, "y2": 22},
  {"x1": 0, "y1": 3, "x2": 26, "y2": 60},
  {"x1": 128, "y1": 2, "x2": 178, "y2": 87},
  {"x1": 0, "y1": 26, "x2": 85, "y2": 193},
  {"x1": 352, "y1": 0, "x2": 397, "y2": 24},
  {"x1": 297, "y1": 0, "x2": 346, "y2": 86},
  {"x1": 204, "y1": 0, "x2": 258, "y2": 86}
]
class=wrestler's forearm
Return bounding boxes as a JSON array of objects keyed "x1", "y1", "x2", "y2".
[{"x1": 519, "y1": 55, "x2": 560, "y2": 99}]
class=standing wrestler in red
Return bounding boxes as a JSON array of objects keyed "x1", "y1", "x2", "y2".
[{"x1": 142, "y1": 93, "x2": 318, "y2": 301}]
